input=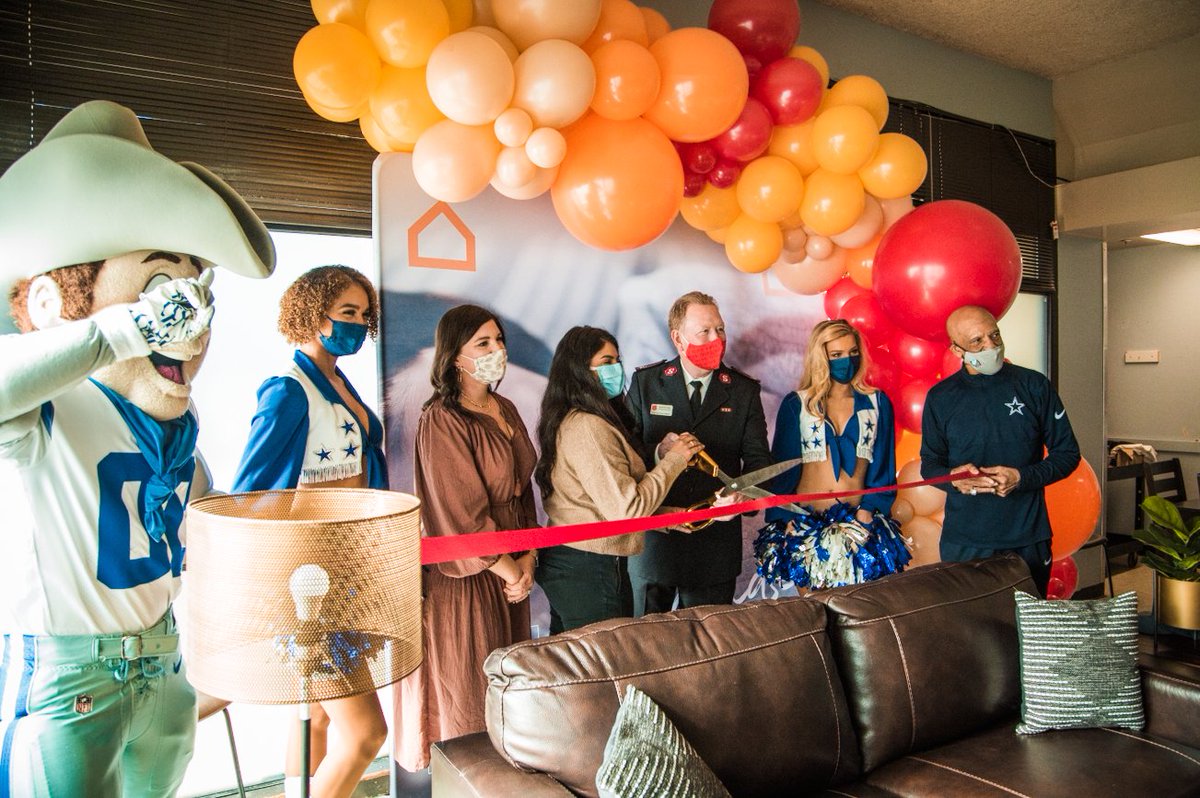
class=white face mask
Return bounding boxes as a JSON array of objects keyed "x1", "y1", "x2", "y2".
[
  {"x1": 963, "y1": 344, "x2": 1005, "y2": 376},
  {"x1": 461, "y1": 348, "x2": 507, "y2": 386}
]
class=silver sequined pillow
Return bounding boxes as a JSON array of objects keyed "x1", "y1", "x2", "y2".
[
  {"x1": 596, "y1": 685, "x2": 731, "y2": 798},
  {"x1": 1013, "y1": 590, "x2": 1143, "y2": 734}
]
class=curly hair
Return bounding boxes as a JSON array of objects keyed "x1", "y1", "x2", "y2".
[
  {"x1": 797, "y1": 319, "x2": 875, "y2": 418},
  {"x1": 8, "y1": 261, "x2": 105, "y2": 333},
  {"x1": 277, "y1": 265, "x2": 379, "y2": 345}
]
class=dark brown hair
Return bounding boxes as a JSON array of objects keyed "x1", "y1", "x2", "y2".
[{"x1": 424, "y1": 303, "x2": 505, "y2": 414}]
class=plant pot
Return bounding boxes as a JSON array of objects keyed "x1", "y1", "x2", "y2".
[{"x1": 1156, "y1": 574, "x2": 1200, "y2": 631}]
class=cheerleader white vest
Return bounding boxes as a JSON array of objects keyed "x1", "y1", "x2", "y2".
[
  {"x1": 284, "y1": 363, "x2": 364, "y2": 484},
  {"x1": 796, "y1": 389, "x2": 880, "y2": 464}
]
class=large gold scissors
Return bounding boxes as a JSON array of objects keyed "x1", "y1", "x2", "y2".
[{"x1": 679, "y1": 452, "x2": 810, "y2": 532}]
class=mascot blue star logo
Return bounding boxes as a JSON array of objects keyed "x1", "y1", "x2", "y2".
[
  {"x1": 341, "y1": 420, "x2": 355, "y2": 435},
  {"x1": 315, "y1": 447, "x2": 332, "y2": 461},
  {"x1": 1006, "y1": 396, "x2": 1026, "y2": 416}
]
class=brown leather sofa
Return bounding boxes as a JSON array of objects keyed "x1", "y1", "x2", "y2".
[{"x1": 431, "y1": 556, "x2": 1200, "y2": 797}]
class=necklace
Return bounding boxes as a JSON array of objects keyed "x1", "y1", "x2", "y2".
[{"x1": 462, "y1": 392, "x2": 491, "y2": 411}]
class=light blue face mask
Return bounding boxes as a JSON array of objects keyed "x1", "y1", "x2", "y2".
[
  {"x1": 320, "y1": 318, "x2": 368, "y2": 357},
  {"x1": 592, "y1": 362, "x2": 625, "y2": 399}
]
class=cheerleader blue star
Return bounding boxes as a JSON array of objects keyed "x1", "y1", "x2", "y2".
[
  {"x1": 315, "y1": 447, "x2": 331, "y2": 461},
  {"x1": 343, "y1": 442, "x2": 359, "y2": 458},
  {"x1": 341, "y1": 420, "x2": 356, "y2": 435}
]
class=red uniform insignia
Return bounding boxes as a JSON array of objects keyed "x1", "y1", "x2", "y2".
[
  {"x1": 718, "y1": 372, "x2": 731, "y2": 384},
  {"x1": 663, "y1": 366, "x2": 677, "y2": 376}
]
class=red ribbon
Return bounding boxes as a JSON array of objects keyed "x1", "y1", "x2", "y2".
[{"x1": 419, "y1": 470, "x2": 969, "y2": 565}]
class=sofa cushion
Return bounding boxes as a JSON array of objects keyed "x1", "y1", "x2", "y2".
[
  {"x1": 813, "y1": 555, "x2": 1034, "y2": 772},
  {"x1": 485, "y1": 599, "x2": 861, "y2": 798},
  {"x1": 1014, "y1": 590, "x2": 1143, "y2": 734},
  {"x1": 595, "y1": 685, "x2": 730, "y2": 798}
]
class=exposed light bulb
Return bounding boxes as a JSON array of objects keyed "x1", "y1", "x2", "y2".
[{"x1": 289, "y1": 564, "x2": 329, "y2": 623}]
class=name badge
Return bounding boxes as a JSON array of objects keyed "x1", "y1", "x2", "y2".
[{"x1": 650, "y1": 403, "x2": 673, "y2": 416}]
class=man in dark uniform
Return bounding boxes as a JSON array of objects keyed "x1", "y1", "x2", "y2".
[{"x1": 625, "y1": 291, "x2": 772, "y2": 615}]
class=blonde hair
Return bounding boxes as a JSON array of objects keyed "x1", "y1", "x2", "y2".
[
  {"x1": 667, "y1": 290, "x2": 718, "y2": 333},
  {"x1": 797, "y1": 319, "x2": 874, "y2": 417}
]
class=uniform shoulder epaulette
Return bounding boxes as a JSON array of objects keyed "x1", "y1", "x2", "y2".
[
  {"x1": 722, "y1": 364, "x2": 761, "y2": 384},
  {"x1": 633, "y1": 359, "x2": 668, "y2": 372}
]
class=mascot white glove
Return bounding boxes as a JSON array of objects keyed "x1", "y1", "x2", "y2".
[{"x1": 128, "y1": 269, "x2": 215, "y2": 349}]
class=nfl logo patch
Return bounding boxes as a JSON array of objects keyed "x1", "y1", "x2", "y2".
[
  {"x1": 664, "y1": 366, "x2": 678, "y2": 376},
  {"x1": 719, "y1": 372, "x2": 731, "y2": 383}
]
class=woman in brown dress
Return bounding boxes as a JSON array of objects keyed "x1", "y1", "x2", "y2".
[{"x1": 394, "y1": 304, "x2": 538, "y2": 771}]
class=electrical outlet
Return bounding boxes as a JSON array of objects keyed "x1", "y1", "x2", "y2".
[{"x1": 1124, "y1": 349, "x2": 1160, "y2": 363}]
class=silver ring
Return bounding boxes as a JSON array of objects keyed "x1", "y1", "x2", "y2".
[{"x1": 970, "y1": 487, "x2": 977, "y2": 496}]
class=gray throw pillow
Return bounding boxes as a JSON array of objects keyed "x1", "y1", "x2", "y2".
[
  {"x1": 596, "y1": 685, "x2": 731, "y2": 798},
  {"x1": 1013, "y1": 590, "x2": 1144, "y2": 734}
]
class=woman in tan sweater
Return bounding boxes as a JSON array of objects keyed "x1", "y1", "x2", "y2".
[{"x1": 534, "y1": 326, "x2": 704, "y2": 633}]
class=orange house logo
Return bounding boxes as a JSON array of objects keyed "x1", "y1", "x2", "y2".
[{"x1": 408, "y1": 202, "x2": 476, "y2": 271}]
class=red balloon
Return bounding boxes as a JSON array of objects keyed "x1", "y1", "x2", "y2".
[
  {"x1": 873, "y1": 200, "x2": 1022, "y2": 342},
  {"x1": 823, "y1": 276, "x2": 869, "y2": 320},
  {"x1": 681, "y1": 141, "x2": 718, "y2": 175},
  {"x1": 1047, "y1": 458, "x2": 1101, "y2": 561},
  {"x1": 940, "y1": 346, "x2": 962, "y2": 378},
  {"x1": 683, "y1": 170, "x2": 707, "y2": 197},
  {"x1": 711, "y1": 98, "x2": 773, "y2": 162},
  {"x1": 707, "y1": 0, "x2": 801, "y2": 64},
  {"x1": 893, "y1": 332, "x2": 943, "y2": 379},
  {"x1": 1046, "y1": 557, "x2": 1079, "y2": 600},
  {"x1": 751, "y1": 57, "x2": 824, "y2": 125},
  {"x1": 840, "y1": 292, "x2": 898, "y2": 351},
  {"x1": 709, "y1": 158, "x2": 742, "y2": 188},
  {"x1": 864, "y1": 346, "x2": 900, "y2": 398},
  {"x1": 895, "y1": 376, "x2": 937, "y2": 434}
]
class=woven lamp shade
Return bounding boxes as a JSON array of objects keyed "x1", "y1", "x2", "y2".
[{"x1": 184, "y1": 489, "x2": 422, "y2": 705}]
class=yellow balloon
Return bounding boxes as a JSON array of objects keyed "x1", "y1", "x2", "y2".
[
  {"x1": 706, "y1": 225, "x2": 729, "y2": 244},
  {"x1": 359, "y1": 107, "x2": 414, "y2": 152},
  {"x1": 725, "y1": 213, "x2": 782, "y2": 273},
  {"x1": 365, "y1": 0, "x2": 450, "y2": 68},
  {"x1": 311, "y1": 0, "x2": 368, "y2": 31},
  {"x1": 768, "y1": 120, "x2": 820, "y2": 176},
  {"x1": 735, "y1": 156, "x2": 804, "y2": 223},
  {"x1": 293, "y1": 23, "x2": 382, "y2": 112},
  {"x1": 679, "y1": 183, "x2": 740, "y2": 232},
  {"x1": 858, "y1": 133, "x2": 929, "y2": 200},
  {"x1": 800, "y1": 168, "x2": 866, "y2": 236},
  {"x1": 305, "y1": 95, "x2": 367, "y2": 123},
  {"x1": 369, "y1": 65, "x2": 444, "y2": 143},
  {"x1": 825, "y1": 74, "x2": 889, "y2": 130},
  {"x1": 788, "y1": 45, "x2": 829, "y2": 88},
  {"x1": 812, "y1": 105, "x2": 880, "y2": 175},
  {"x1": 441, "y1": 0, "x2": 473, "y2": 32}
]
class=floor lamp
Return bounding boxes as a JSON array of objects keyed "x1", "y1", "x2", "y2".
[{"x1": 185, "y1": 489, "x2": 423, "y2": 798}]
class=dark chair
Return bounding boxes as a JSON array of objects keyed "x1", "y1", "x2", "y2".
[{"x1": 1142, "y1": 458, "x2": 1187, "y2": 503}]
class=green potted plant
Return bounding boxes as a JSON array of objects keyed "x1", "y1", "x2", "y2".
[{"x1": 1134, "y1": 496, "x2": 1200, "y2": 630}]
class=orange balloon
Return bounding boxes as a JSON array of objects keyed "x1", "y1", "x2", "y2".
[
  {"x1": 370, "y1": 65, "x2": 444, "y2": 143},
  {"x1": 311, "y1": 0, "x2": 368, "y2": 30},
  {"x1": 903, "y1": 516, "x2": 942, "y2": 568},
  {"x1": 640, "y1": 6, "x2": 671, "y2": 44},
  {"x1": 302, "y1": 89, "x2": 367, "y2": 123},
  {"x1": 551, "y1": 114, "x2": 683, "y2": 250},
  {"x1": 725, "y1": 213, "x2": 783, "y2": 273},
  {"x1": 897, "y1": 458, "x2": 946, "y2": 518},
  {"x1": 644, "y1": 28, "x2": 748, "y2": 143},
  {"x1": 771, "y1": 249, "x2": 847, "y2": 295},
  {"x1": 812, "y1": 105, "x2": 880, "y2": 175},
  {"x1": 706, "y1": 225, "x2": 729, "y2": 244},
  {"x1": 293, "y1": 23, "x2": 382, "y2": 111},
  {"x1": 590, "y1": 40, "x2": 660, "y2": 120},
  {"x1": 769, "y1": 120, "x2": 820, "y2": 176},
  {"x1": 845, "y1": 234, "x2": 880, "y2": 288},
  {"x1": 895, "y1": 430, "x2": 922, "y2": 467},
  {"x1": 800, "y1": 169, "x2": 866, "y2": 236},
  {"x1": 679, "y1": 183, "x2": 740, "y2": 232},
  {"x1": 789, "y1": 45, "x2": 829, "y2": 88},
  {"x1": 359, "y1": 107, "x2": 413, "y2": 152},
  {"x1": 735, "y1": 156, "x2": 804, "y2": 223},
  {"x1": 582, "y1": 0, "x2": 649, "y2": 52},
  {"x1": 825, "y1": 74, "x2": 889, "y2": 129},
  {"x1": 1047, "y1": 458, "x2": 1101, "y2": 560},
  {"x1": 858, "y1": 133, "x2": 929, "y2": 200},
  {"x1": 365, "y1": 0, "x2": 450, "y2": 68},
  {"x1": 442, "y1": 0, "x2": 474, "y2": 32}
]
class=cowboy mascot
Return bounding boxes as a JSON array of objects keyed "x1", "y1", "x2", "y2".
[{"x1": 0, "y1": 101, "x2": 274, "y2": 796}]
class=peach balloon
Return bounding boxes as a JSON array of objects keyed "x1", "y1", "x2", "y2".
[
  {"x1": 412, "y1": 119, "x2": 501, "y2": 202},
  {"x1": 581, "y1": 0, "x2": 648, "y2": 53},
  {"x1": 771, "y1": 248, "x2": 848, "y2": 295},
  {"x1": 471, "y1": 0, "x2": 496, "y2": 27},
  {"x1": 880, "y1": 194, "x2": 915, "y2": 230},
  {"x1": 426, "y1": 31, "x2": 514, "y2": 125},
  {"x1": 495, "y1": 145, "x2": 538, "y2": 188},
  {"x1": 551, "y1": 114, "x2": 683, "y2": 250},
  {"x1": 525, "y1": 126, "x2": 567, "y2": 168},
  {"x1": 590, "y1": 39, "x2": 660, "y2": 120},
  {"x1": 467, "y1": 25, "x2": 519, "y2": 60},
  {"x1": 813, "y1": 105, "x2": 881, "y2": 175},
  {"x1": 644, "y1": 28, "x2": 748, "y2": 143},
  {"x1": 725, "y1": 213, "x2": 783, "y2": 273},
  {"x1": 491, "y1": 163, "x2": 559, "y2": 199},
  {"x1": 780, "y1": 211, "x2": 805, "y2": 230},
  {"x1": 1047, "y1": 458, "x2": 1101, "y2": 561},
  {"x1": 805, "y1": 234, "x2": 833, "y2": 260},
  {"x1": 903, "y1": 516, "x2": 942, "y2": 568},
  {"x1": 513, "y1": 39, "x2": 596, "y2": 129},
  {"x1": 769, "y1": 120, "x2": 820, "y2": 176},
  {"x1": 825, "y1": 74, "x2": 889, "y2": 129},
  {"x1": 859, "y1": 133, "x2": 929, "y2": 200},
  {"x1": 491, "y1": 0, "x2": 602, "y2": 50},
  {"x1": 442, "y1": 0, "x2": 473, "y2": 32},
  {"x1": 782, "y1": 226, "x2": 807, "y2": 252},
  {"x1": 830, "y1": 194, "x2": 883, "y2": 249},
  {"x1": 800, "y1": 169, "x2": 866, "y2": 236},
  {"x1": 365, "y1": 0, "x2": 450, "y2": 68},
  {"x1": 311, "y1": 0, "x2": 368, "y2": 30},
  {"x1": 294, "y1": 23, "x2": 381, "y2": 112},
  {"x1": 735, "y1": 156, "x2": 804, "y2": 224},
  {"x1": 891, "y1": 497, "x2": 915, "y2": 525},
  {"x1": 359, "y1": 107, "x2": 413, "y2": 152},
  {"x1": 640, "y1": 6, "x2": 670, "y2": 43},
  {"x1": 789, "y1": 45, "x2": 829, "y2": 88},
  {"x1": 845, "y1": 234, "x2": 880, "y2": 289},
  {"x1": 896, "y1": 459, "x2": 946, "y2": 518},
  {"x1": 680, "y1": 183, "x2": 740, "y2": 232},
  {"x1": 370, "y1": 64, "x2": 444, "y2": 143},
  {"x1": 494, "y1": 107, "x2": 534, "y2": 147}
]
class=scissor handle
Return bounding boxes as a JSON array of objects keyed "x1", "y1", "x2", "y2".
[
  {"x1": 688, "y1": 449, "x2": 720, "y2": 477},
  {"x1": 678, "y1": 497, "x2": 717, "y2": 532}
]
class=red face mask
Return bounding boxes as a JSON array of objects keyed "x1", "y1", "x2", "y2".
[{"x1": 684, "y1": 338, "x2": 725, "y2": 371}]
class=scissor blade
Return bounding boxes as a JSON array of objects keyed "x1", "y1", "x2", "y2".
[
  {"x1": 722, "y1": 484, "x2": 811, "y2": 516},
  {"x1": 723, "y1": 457, "x2": 806, "y2": 491}
]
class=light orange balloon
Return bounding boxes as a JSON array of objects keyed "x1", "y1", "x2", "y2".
[
  {"x1": 725, "y1": 214, "x2": 783, "y2": 273},
  {"x1": 859, "y1": 133, "x2": 929, "y2": 200},
  {"x1": 426, "y1": 31, "x2": 514, "y2": 125},
  {"x1": 312, "y1": 0, "x2": 368, "y2": 30},
  {"x1": 830, "y1": 195, "x2": 883, "y2": 249},
  {"x1": 525, "y1": 126, "x2": 567, "y2": 168},
  {"x1": 880, "y1": 194, "x2": 915, "y2": 230},
  {"x1": 813, "y1": 105, "x2": 880, "y2": 175},
  {"x1": 897, "y1": 458, "x2": 946, "y2": 518},
  {"x1": 640, "y1": 6, "x2": 670, "y2": 43},
  {"x1": 495, "y1": 145, "x2": 538, "y2": 188},
  {"x1": 771, "y1": 248, "x2": 847, "y2": 295},
  {"x1": 491, "y1": 0, "x2": 602, "y2": 50},
  {"x1": 582, "y1": 0, "x2": 648, "y2": 53},
  {"x1": 441, "y1": 0, "x2": 473, "y2": 32},
  {"x1": 800, "y1": 169, "x2": 866, "y2": 236},
  {"x1": 769, "y1": 120, "x2": 820, "y2": 176},
  {"x1": 494, "y1": 107, "x2": 533, "y2": 147},
  {"x1": 491, "y1": 163, "x2": 559, "y2": 199},
  {"x1": 513, "y1": 39, "x2": 596, "y2": 129},
  {"x1": 788, "y1": 45, "x2": 829, "y2": 88},
  {"x1": 590, "y1": 40, "x2": 660, "y2": 120},
  {"x1": 903, "y1": 516, "x2": 942, "y2": 568},
  {"x1": 891, "y1": 497, "x2": 915, "y2": 525},
  {"x1": 370, "y1": 64, "x2": 444, "y2": 143},
  {"x1": 680, "y1": 184, "x2": 740, "y2": 231},
  {"x1": 845, "y1": 234, "x2": 880, "y2": 289},
  {"x1": 825, "y1": 74, "x2": 889, "y2": 129},
  {"x1": 895, "y1": 430, "x2": 922, "y2": 468},
  {"x1": 551, "y1": 114, "x2": 683, "y2": 250},
  {"x1": 294, "y1": 23, "x2": 382, "y2": 112},
  {"x1": 706, "y1": 226, "x2": 729, "y2": 244},
  {"x1": 735, "y1": 156, "x2": 804, "y2": 224},
  {"x1": 644, "y1": 28, "x2": 748, "y2": 143},
  {"x1": 359, "y1": 107, "x2": 414, "y2": 152},
  {"x1": 467, "y1": 25, "x2": 519, "y2": 61},
  {"x1": 365, "y1": 0, "x2": 450, "y2": 68},
  {"x1": 411, "y1": 119, "x2": 501, "y2": 202}
]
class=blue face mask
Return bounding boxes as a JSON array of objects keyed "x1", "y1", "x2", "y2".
[
  {"x1": 592, "y1": 362, "x2": 625, "y2": 399},
  {"x1": 828, "y1": 355, "x2": 860, "y2": 384},
  {"x1": 320, "y1": 318, "x2": 368, "y2": 357}
]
